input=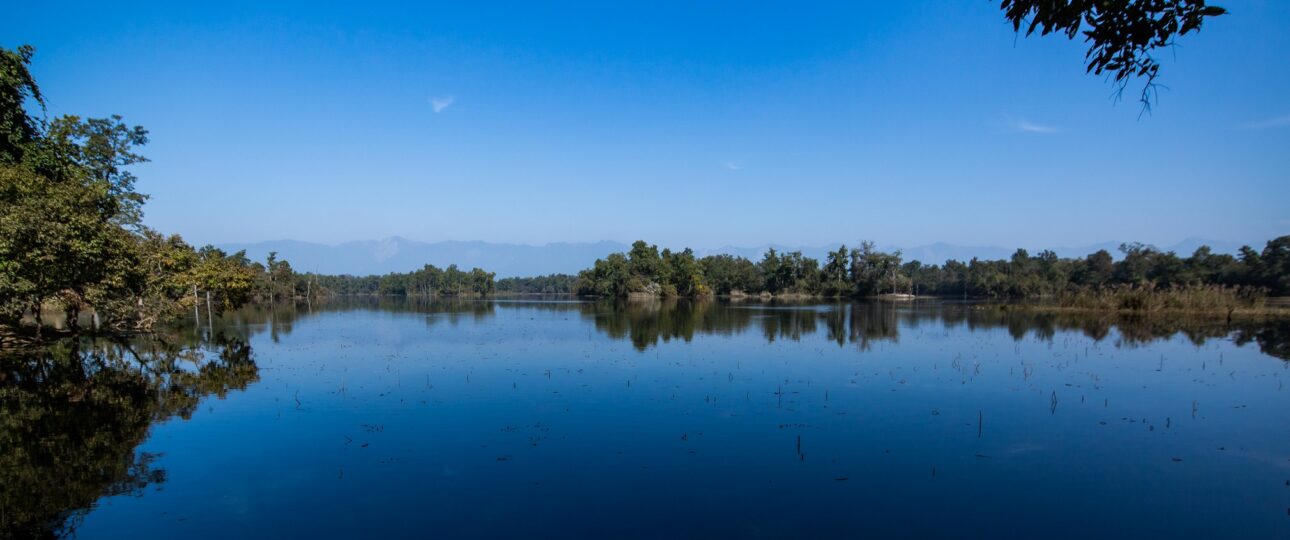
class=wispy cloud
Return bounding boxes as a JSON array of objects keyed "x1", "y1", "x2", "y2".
[
  {"x1": 723, "y1": 161, "x2": 744, "y2": 171},
  {"x1": 1243, "y1": 114, "x2": 1290, "y2": 129},
  {"x1": 1014, "y1": 120, "x2": 1058, "y2": 134},
  {"x1": 429, "y1": 96, "x2": 454, "y2": 113}
]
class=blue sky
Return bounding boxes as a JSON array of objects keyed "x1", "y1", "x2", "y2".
[{"x1": 5, "y1": 1, "x2": 1288, "y2": 249}]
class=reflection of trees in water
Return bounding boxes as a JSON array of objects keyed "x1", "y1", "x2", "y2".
[
  {"x1": 0, "y1": 334, "x2": 258, "y2": 538},
  {"x1": 584, "y1": 300, "x2": 896, "y2": 351},
  {"x1": 421, "y1": 298, "x2": 496, "y2": 329},
  {"x1": 230, "y1": 297, "x2": 1290, "y2": 360},
  {"x1": 572, "y1": 299, "x2": 1289, "y2": 359},
  {"x1": 1235, "y1": 324, "x2": 1290, "y2": 361},
  {"x1": 582, "y1": 299, "x2": 754, "y2": 351},
  {"x1": 848, "y1": 303, "x2": 901, "y2": 351},
  {"x1": 5, "y1": 298, "x2": 1284, "y2": 536},
  {"x1": 759, "y1": 308, "x2": 818, "y2": 344},
  {"x1": 218, "y1": 296, "x2": 499, "y2": 338}
]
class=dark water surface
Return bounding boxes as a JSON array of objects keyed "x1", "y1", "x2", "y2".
[{"x1": 4, "y1": 299, "x2": 1289, "y2": 538}]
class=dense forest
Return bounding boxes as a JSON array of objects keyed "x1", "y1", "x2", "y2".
[
  {"x1": 496, "y1": 274, "x2": 578, "y2": 294},
  {"x1": 312, "y1": 264, "x2": 495, "y2": 296},
  {"x1": 575, "y1": 239, "x2": 1290, "y2": 303},
  {"x1": 307, "y1": 269, "x2": 583, "y2": 296}
]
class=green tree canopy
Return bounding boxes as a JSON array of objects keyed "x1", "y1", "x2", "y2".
[{"x1": 0, "y1": 44, "x2": 42, "y2": 163}]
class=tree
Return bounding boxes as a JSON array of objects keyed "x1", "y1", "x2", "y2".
[
  {"x1": 1254, "y1": 236, "x2": 1290, "y2": 295},
  {"x1": 664, "y1": 248, "x2": 707, "y2": 296},
  {"x1": 44, "y1": 115, "x2": 150, "y2": 228},
  {"x1": 1001, "y1": 0, "x2": 1227, "y2": 112},
  {"x1": 779, "y1": 251, "x2": 820, "y2": 294},
  {"x1": 188, "y1": 247, "x2": 259, "y2": 311},
  {"x1": 849, "y1": 242, "x2": 903, "y2": 296},
  {"x1": 95, "y1": 230, "x2": 195, "y2": 330},
  {"x1": 1114, "y1": 242, "x2": 1157, "y2": 284},
  {"x1": 0, "y1": 164, "x2": 136, "y2": 331},
  {"x1": 576, "y1": 252, "x2": 631, "y2": 296},
  {"x1": 627, "y1": 240, "x2": 663, "y2": 283},
  {"x1": 822, "y1": 245, "x2": 851, "y2": 297},
  {"x1": 0, "y1": 44, "x2": 42, "y2": 163},
  {"x1": 0, "y1": 46, "x2": 158, "y2": 333},
  {"x1": 1074, "y1": 249, "x2": 1114, "y2": 287},
  {"x1": 699, "y1": 254, "x2": 762, "y2": 294},
  {"x1": 495, "y1": 274, "x2": 577, "y2": 294},
  {"x1": 469, "y1": 268, "x2": 496, "y2": 295},
  {"x1": 759, "y1": 248, "x2": 787, "y2": 293}
]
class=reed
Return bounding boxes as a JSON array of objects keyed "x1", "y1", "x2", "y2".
[{"x1": 1040, "y1": 284, "x2": 1284, "y2": 316}]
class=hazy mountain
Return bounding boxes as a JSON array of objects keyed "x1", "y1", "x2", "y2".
[{"x1": 219, "y1": 237, "x2": 1250, "y2": 278}]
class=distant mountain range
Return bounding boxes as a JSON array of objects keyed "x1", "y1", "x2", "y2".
[{"x1": 217, "y1": 237, "x2": 1249, "y2": 278}]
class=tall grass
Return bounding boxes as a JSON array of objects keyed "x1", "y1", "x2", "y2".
[{"x1": 1055, "y1": 284, "x2": 1269, "y2": 315}]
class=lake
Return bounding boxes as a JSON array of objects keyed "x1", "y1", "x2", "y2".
[{"x1": 4, "y1": 298, "x2": 1289, "y2": 538}]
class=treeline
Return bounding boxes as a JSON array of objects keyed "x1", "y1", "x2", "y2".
[
  {"x1": 496, "y1": 274, "x2": 577, "y2": 294},
  {"x1": 312, "y1": 264, "x2": 495, "y2": 296},
  {"x1": 313, "y1": 267, "x2": 582, "y2": 297},
  {"x1": 902, "y1": 241, "x2": 1289, "y2": 298},
  {"x1": 575, "y1": 238, "x2": 1290, "y2": 300}
]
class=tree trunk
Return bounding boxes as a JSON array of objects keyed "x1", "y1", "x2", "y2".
[
  {"x1": 65, "y1": 303, "x2": 80, "y2": 334},
  {"x1": 31, "y1": 299, "x2": 42, "y2": 339}
]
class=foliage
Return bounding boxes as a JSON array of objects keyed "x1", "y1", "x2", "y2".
[
  {"x1": 1000, "y1": 0, "x2": 1227, "y2": 111},
  {"x1": 0, "y1": 44, "x2": 42, "y2": 163},
  {"x1": 576, "y1": 241, "x2": 716, "y2": 297},
  {"x1": 43, "y1": 115, "x2": 150, "y2": 228},
  {"x1": 496, "y1": 274, "x2": 578, "y2": 294},
  {"x1": 575, "y1": 252, "x2": 632, "y2": 297},
  {"x1": 313, "y1": 264, "x2": 495, "y2": 297},
  {"x1": 850, "y1": 242, "x2": 906, "y2": 296},
  {"x1": 0, "y1": 164, "x2": 135, "y2": 329},
  {"x1": 698, "y1": 254, "x2": 762, "y2": 295}
]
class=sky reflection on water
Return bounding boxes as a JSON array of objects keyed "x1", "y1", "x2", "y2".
[{"x1": 4, "y1": 299, "x2": 1288, "y2": 538}]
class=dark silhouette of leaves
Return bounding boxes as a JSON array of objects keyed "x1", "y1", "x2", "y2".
[{"x1": 1000, "y1": 0, "x2": 1227, "y2": 113}]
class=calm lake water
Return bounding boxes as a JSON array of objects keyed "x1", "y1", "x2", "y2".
[{"x1": 4, "y1": 298, "x2": 1289, "y2": 538}]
